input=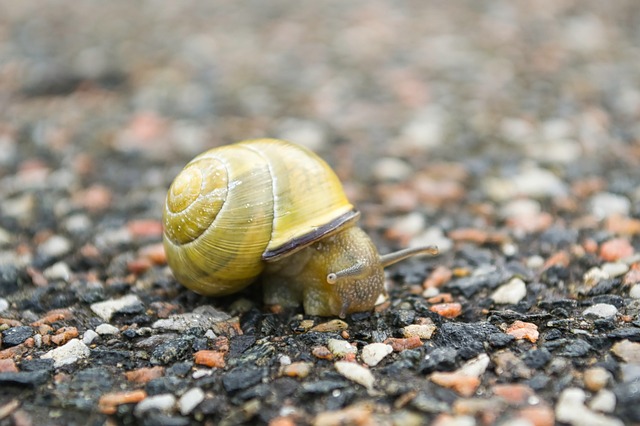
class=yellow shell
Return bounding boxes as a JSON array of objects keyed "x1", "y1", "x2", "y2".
[{"x1": 162, "y1": 139, "x2": 358, "y2": 296}]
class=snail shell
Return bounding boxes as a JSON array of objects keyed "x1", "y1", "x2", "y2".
[{"x1": 163, "y1": 138, "x2": 437, "y2": 317}]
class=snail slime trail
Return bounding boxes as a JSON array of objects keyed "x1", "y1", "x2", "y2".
[{"x1": 163, "y1": 138, "x2": 439, "y2": 317}]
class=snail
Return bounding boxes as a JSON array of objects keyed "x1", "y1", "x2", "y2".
[{"x1": 163, "y1": 138, "x2": 438, "y2": 317}]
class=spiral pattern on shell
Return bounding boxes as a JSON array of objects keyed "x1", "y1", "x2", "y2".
[{"x1": 162, "y1": 139, "x2": 358, "y2": 296}]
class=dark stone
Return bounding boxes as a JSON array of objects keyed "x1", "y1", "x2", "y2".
[
  {"x1": 614, "y1": 378, "x2": 640, "y2": 422},
  {"x1": 297, "y1": 331, "x2": 340, "y2": 346},
  {"x1": 419, "y1": 347, "x2": 458, "y2": 373},
  {"x1": 488, "y1": 332, "x2": 514, "y2": 348},
  {"x1": 558, "y1": 339, "x2": 592, "y2": 357},
  {"x1": 391, "y1": 310, "x2": 416, "y2": 327},
  {"x1": 608, "y1": 327, "x2": 640, "y2": 341},
  {"x1": 432, "y1": 321, "x2": 501, "y2": 359},
  {"x1": 192, "y1": 337, "x2": 208, "y2": 352},
  {"x1": 538, "y1": 299, "x2": 578, "y2": 310},
  {"x1": 140, "y1": 413, "x2": 190, "y2": 426},
  {"x1": 1, "y1": 326, "x2": 34, "y2": 346},
  {"x1": 539, "y1": 226, "x2": 578, "y2": 248},
  {"x1": 167, "y1": 361, "x2": 192, "y2": 377},
  {"x1": 301, "y1": 379, "x2": 349, "y2": 394},
  {"x1": 229, "y1": 342, "x2": 276, "y2": 368},
  {"x1": 19, "y1": 358, "x2": 54, "y2": 372},
  {"x1": 0, "y1": 370, "x2": 49, "y2": 387},
  {"x1": 526, "y1": 374, "x2": 551, "y2": 391},
  {"x1": 230, "y1": 335, "x2": 257, "y2": 356},
  {"x1": 146, "y1": 376, "x2": 188, "y2": 396},
  {"x1": 90, "y1": 349, "x2": 134, "y2": 369},
  {"x1": 587, "y1": 280, "x2": 623, "y2": 296},
  {"x1": 222, "y1": 366, "x2": 267, "y2": 393},
  {"x1": 445, "y1": 269, "x2": 513, "y2": 297},
  {"x1": 588, "y1": 294, "x2": 625, "y2": 308},
  {"x1": 542, "y1": 328, "x2": 563, "y2": 341},
  {"x1": 122, "y1": 329, "x2": 138, "y2": 339},
  {"x1": 70, "y1": 367, "x2": 115, "y2": 393},
  {"x1": 151, "y1": 336, "x2": 194, "y2": 365},
  {"x1": 541, "y1": 265, "x2": 570, "y2": 286},
  {"x1": 0, "y1": 264, "x2": 24, "y2": 295},
  {"x1": 522, "y1": 348, "x2": 551, "y2": 369}
]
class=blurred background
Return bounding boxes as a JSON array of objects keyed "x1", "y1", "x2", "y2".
[{"x1": 1, "y1": 0, "x2": 640, "y2": 248}]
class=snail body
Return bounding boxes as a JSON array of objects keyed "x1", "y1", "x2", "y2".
[{"x1": 163, "y1": 139, "x2": 436, "y2": 317}]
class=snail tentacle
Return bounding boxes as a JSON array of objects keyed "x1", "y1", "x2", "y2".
[{"x1": 326, "y1": 261, "x2": 366, "y2": 284}]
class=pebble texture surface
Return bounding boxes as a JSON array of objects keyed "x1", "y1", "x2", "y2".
[{"x1": 2, "y1": 1, "x2": 640, "y2": 425}]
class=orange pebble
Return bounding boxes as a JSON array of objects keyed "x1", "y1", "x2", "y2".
[
  {"x1": 430, "y1": 372, "x2": 481, "y2": 397},
  {"x1": 98, "y1": 390, "x2": 147, "y2": 415},
  {"x1": 193, "y1": 350, "x2": 226, "y2": 368},
  {"x1": 506, "y1": 321, "x2": 539, "y2": 343},
  {"x1": 384, "y1": 336, "x2": 423, "y2": 352},
  {"x1": 125, "y1": 366, "x2": 165, "y2": 384},
  {"x1": 430, "y1": 303, "x2": 462, "y2": 318},
  {"x1": 600, "y1": 238, "x2": 634, "y2": 261}
]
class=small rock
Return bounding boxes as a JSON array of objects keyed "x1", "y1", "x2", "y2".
[
  {"x1": 384, "y1": 336, "x2": 423, "y2": 352},
  {"x1": 334, "y1": 361, "x2": 374, "y2": 390},
  {"x1": 82, "y1": 330, "x2": 99, "y2": 345},
  {"x1": 91, "y1": 294, "x2": 143, "y2": 322},
  {"x1": 95, "y1": 324, "x2": 120, "y2": 335},
  {"x1": 134, "y1": 394, "x2": 176, "y2": 416},
  {"x1": 629, "y1": 284, "x2": 640, "y2": 299},
  {"x1": 491, "y1": 278, "x2": 527, "y2": 304},
  {"x1": 584, "y1": 267, "x2": 610, "y2": 287},
  {"x1": 584, "y1": 367, "x2": 613, "y2": 392},
  {"x1": 37, "y1": 235, "x2": 72, "y2": 259},
  {"x1": 589, "y1": 390, "x2": 616, "y2": 413},
  {"x1": 556, "y1": 387, "x2": 623, "y2": 426},
  {"x1": 41, "y1": 338, "x2": 90, "y2": 367},
  {"x1": 0, "y1": 298, "x2": 9, "y2": 313},
  {"x1": 327, "y1": 339, "x2": 357, "y2": 358},
  {"x1": 193, "y1": 350, "x2": 226, "y2": 368},
  {"x1": 361, "y1": 343, "x2": 393, "y2": 367},
  {"x1": 506, "y1": 321, "x2": 539, "y2": 343},
  {"x1": 589, "y1": 192, "x2": 631, "y2": 219},
  {"x1": 601, "y1": 262, "x2": 629, "y2": 278},
  {"x1": 373, "y1": 157, "x2": 413, "y2": 182},
  {"x1": 178, "y1": 387, "x2": 205, "y2": 415},
  {"x1": 125, "y1": 366, "x2": 165, "y2": 384},
  {"x1": 611, "y1": 340, "x2": 640, "y2": 363},
  {"x1": 430, "y1": 303, "x2": 462, "y2": 318},
  {"x1": 583, "y1": 304, "x2": 618, "y2": 319},
  {"x1": 280, "y1": 362, "x2": 312, "y2": 378},
  {"x1": 402, "y1": 322, "x2": 436, "y2": 340},
  {"x1": 1, "y1": 326, "x2": 33, "y2": 347},
  {"x1": 98, "y1": 390, "x2": 148, "y2": 415},
  {"x1": 600, "y1": 238, "x2": 634, "y2": 262},
  {"x1": 43, "y1": 262, "x2": 72, "y2": 282},
  {"x1": 152, "y1": 305, "x2": 231, "y2": 332}
]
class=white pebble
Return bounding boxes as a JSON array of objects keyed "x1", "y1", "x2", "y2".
[
  {"x1": 278, "y1": 354, "x2": 292, "y2": 366},
  {"x1": 588, "y1": 389, "x2": 616, "y2": 413},
  {"x1": 178, "y1": 387, "x2": 205, "y2": 415},
  {"x1": 204, "y1": 329, "x2": 216, "y2": 339},
  {"x1": 583, "y1": 267, "x2": 609, "y2": 287},
  {"x1": 361, "y1": 343, "x2": 393, "y2": 367},
  {"x1": 0, "y1": 298, "x2": 9, "y2": 313},
  {"x1": 38, "y1": 235, "x2": 72, "y2": 258},
  {"x1": 490, "y1": 278, "x2": 527, "y2": 305},
  {"x1": 583, "y1": 304, "x2": 618, "y2": 319},
  {"x1": 589, "y1": 192, "x2": 631, "y2": 219},
  {"x1": 373, "y1": 157, "x2": 413, "y2": 182},
  {"x1": 601, "y1": 262, "x2": 629, "y2": 278},
  {"x1": 335, "y1": 361, "x2": 374, "y2": 390},
  {"x1": 410, "y1": 227, "x2": 453, "y2": 254},
  {"x1": 82, "y1": 329, "x2": 99, "y2": 345},
  {"x1": 90, "y1": 294, "x2": 142, "y2": 322},
  {"x1": 527, "y1": 255, "x2": 545, "y2": 269},
  {"x1": 458, "y1": 353, "x2": 490, "y2": 378},
  {"x1": 43, "y1": 262, "x2": 72, "y2": 282},
  {"x1": 95, "y1": 323, "x2": 120, "y2": 335},
  {"x1": 556, "y1": 387, "x2": 623, "y2": 426},
  {"x1": 327, "y1": 339, "x2": 357, "y2": 357},
  {"x1": 402, "y1": 322, "x2": 436, "y2": 340},
  {"x1": 629, "y1": 284, "x2": 640, "y2": 299},
  {"x1": 134, "y1": 394, "x2": 176, "y2": 416},
  {"x1": 41, "y1": 338, "x2": 90, "y2": 368}
]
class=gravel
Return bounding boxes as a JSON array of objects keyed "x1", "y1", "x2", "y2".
[{"x1": 2, "y1": 1, "x2": 640, "y2": 425}]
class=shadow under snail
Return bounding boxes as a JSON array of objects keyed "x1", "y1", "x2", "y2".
[{"x1": 162, "y1": 138, "x2": 438, "y2": 317}]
